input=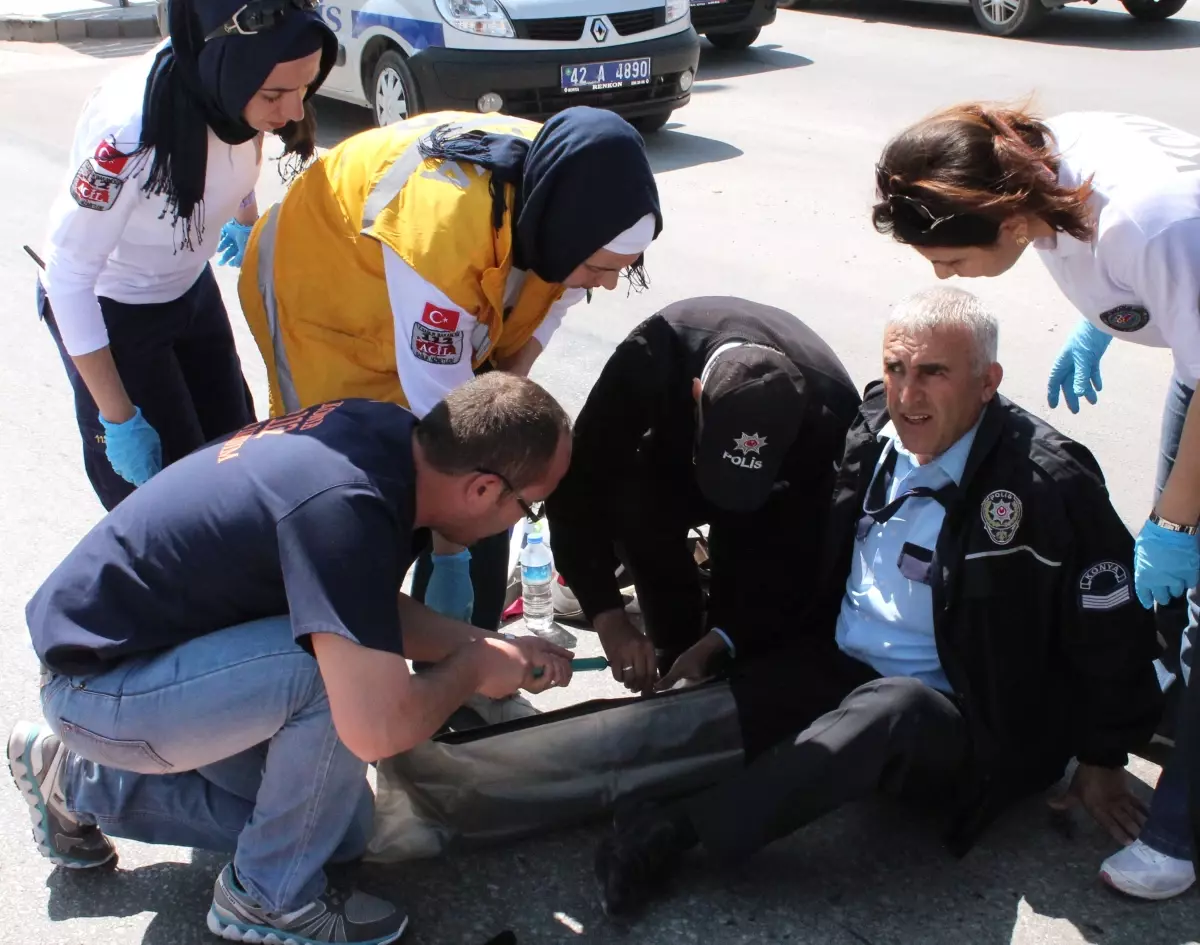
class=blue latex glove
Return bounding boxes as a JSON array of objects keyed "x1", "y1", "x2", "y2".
[
  {"x1": 1134, "y1": 519, "x2": 1200, "y2": 609},
  {"x1": 99, "y1": 406, "x2": 162, "y2": 486},
  {"x1": 216, "y1": 220, "x2": 252, "y2": 268},
  {"x1": 1047, "y1": 320, "x2": 1113, "y2": 414},
  {"x1": 425, "y1": 549, "x2": 474, "y2": 622}
]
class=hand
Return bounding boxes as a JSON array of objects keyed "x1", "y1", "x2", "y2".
[
  {"x1": 216, "y1": 220, "x2": 253, "y2": 268},
  {"x1": 1134, "y1": 518, "x2": 1200, "y2": 608},
  {"x1": 473, "y1": 635, "x2": 573, "y2": 699},
  {"x1": 99, "y1": 406, "x2": 162, "y2": 486},
  {"x1": 594, "y1": 611, "x2": 657, "y2": 694},
  {"x1": 657, "y1": 630, "x2": 728, "y2": 691},
  {"x1": 1048, "y1": 762, "x2": 1147, "y2": 846},
  {"x1": 424, "y1": 549, "x2": 474, "y2": 622},
  {"x1": 1047, "y1": 320, "x2": 1113, "y2": 414}
]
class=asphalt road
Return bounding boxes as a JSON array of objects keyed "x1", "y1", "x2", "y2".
[{"x1": 3, "y1": 2, "x2": 1200, "y2": 942}]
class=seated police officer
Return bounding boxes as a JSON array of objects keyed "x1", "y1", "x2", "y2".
[
  {"x1": 594, "y1": 286, "x2": 1163, "y2": 916},
  {"x1": 7, "y1": 373, "x2": 574, "y2": 945},
  {"x1": 545, "y1": 297, "x2": 862, "y2": 693}
]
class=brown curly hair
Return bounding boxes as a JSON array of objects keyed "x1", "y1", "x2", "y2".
[{"x1": 872, "y1": 102, "x2": 1095, "y2": 248}]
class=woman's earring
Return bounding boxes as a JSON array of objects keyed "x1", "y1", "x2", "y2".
[{"x1": 1016, "y1": 235, "x2": 1029, "y2": 246}]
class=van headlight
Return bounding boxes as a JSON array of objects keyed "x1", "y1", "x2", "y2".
[
  {"x1": 434, "y1": 0, "x2": 515, "y2": 37},
  {"x1": 665, "y1": 0, "x2": 690, "y2": 22}
]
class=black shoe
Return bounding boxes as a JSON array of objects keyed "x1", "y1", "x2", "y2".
[{"x1": 595, "y1": 808, "x2": 692, "y2": 917}]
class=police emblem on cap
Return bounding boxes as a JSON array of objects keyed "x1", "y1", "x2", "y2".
[
  {"x1": 1077, "y1": 560, "x2": 1131, "y2": 612},
  {"x1": 733, "y1": 433, "x2": 766, "y2": 455},
  {"x1": 1099, "y1": 305, "x2": 1150, "y2": 332},
  {"x1": 981, "y1": 490, "x2": 1022, "y2": 545}
]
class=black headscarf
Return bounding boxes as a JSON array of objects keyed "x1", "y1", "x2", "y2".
[
  {"x1": 417, "y1": 106, "x2": 663, "y2": 284},
  {"x1": 139, "y1": 0, "x2": 336, "y2": 247}
]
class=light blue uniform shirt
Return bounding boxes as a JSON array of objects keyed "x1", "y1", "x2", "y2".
[{"x1": 834, "y1": 418, "x2": 982, "y2": 694}]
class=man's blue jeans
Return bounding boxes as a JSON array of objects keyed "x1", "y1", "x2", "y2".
[
  {"x1": 39, "y1": 616, "x2": 375, "y2": 913},
  {"x1": 1140, "y1": 375, "x2": 1197, "y2": 860}
]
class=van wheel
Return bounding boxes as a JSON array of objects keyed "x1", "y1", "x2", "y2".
[
  {"x1": 1122, "y1": 0, "x2": 1187, "y2": 18},
  {"x1": 969, "y1": 0, "x2": 1047, "y2": 35},
  {"x1": 706, "y1": 27, "x2": 761, "y2": 49},
  {"x1": 371, "y1": 50, "x2": 420, "y2": 127},
  {"x1": 631, "y1": 111, "x2": 672, "y2": 134}
]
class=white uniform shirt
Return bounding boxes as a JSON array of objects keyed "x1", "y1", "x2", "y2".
[
  {"x1": 42, "y1": 45, "x2": 261, "y2": 357},
  {"x1": 382, "y1": 245, "x2": 586, "y2": 417},
  {"x1": 1037, "y1": 112, "x2": 1200, "y2": 383}
]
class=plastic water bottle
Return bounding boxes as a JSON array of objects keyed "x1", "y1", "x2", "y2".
[{"x1": 520, "y1": 521, "x2": 555, "y2": 633}]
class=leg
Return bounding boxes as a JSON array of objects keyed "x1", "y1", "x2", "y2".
[
  {"x1": 37, "y1": 281, "x2": 134, "y2": 511},
  {"x1": 171, "y1": 265, "x2": 257, "y2": 442},
  {"x1": 39, "y1": 616, "x2": 368, "y2": 913}
]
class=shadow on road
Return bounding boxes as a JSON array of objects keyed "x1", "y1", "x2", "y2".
[
  {"x1": 63, "y1": 38, "x2": 160, "y2": 59},
  {"x1": 781, "y1": 0, "x2": 1200, "y2": 50},
  {"x1": 45, "y1": 850, "x2": 225, "y2": 945},
  {"x1": 644, "y1": 125, "x2": 744, "y2": 172},
  {"x1": 697, "y1": 42, "x2": 815, "y2": 79}
]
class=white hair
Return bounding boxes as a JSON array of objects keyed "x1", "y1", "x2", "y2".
[{"x1": 885, "y1": 285, "x2": 999, "y2": 374}]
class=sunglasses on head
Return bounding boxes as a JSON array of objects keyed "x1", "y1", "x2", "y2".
[
  {"x1": 204, "y1": 0, "x2": 319, "y2": 43},
  {"x1": 875, "y1": 165, "x2": 959, "y2": 235},
  {"x1": 475, "y1": 467, "x2": 544, "y2": 522}
]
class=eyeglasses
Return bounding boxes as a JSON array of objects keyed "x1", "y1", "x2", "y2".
[
  {"x1": 204, "y1": 0, "x2": 320, "y2": 43},
  {"x1": 475, "y1": 467, "x2": 543, "y2": 522}
]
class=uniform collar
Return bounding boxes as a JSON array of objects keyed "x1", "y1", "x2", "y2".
[{"x1": 876, "y1": 413, "x2": 984, "y2": 486}]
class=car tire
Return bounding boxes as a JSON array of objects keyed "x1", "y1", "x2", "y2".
[
  {"x1": 630, "y1": 111, "x2": 672, "y2": 134},
  {"x1": 969, "y1": 0, "x2": 1047, "y2": 35},
  {"x1": 705, "y1": 27, "x2": 762, "y2": 49},
  {"x1": 370, "y1": 49, "x2": 420, "y2": 128},
  {"x1": 1122, "y1": 0, "x2": 1187, "y2": 18}
]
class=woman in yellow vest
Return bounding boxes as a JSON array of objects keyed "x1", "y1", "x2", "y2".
[{"x1": 238, "y1": 106, "x2": 662, "y2": 680}]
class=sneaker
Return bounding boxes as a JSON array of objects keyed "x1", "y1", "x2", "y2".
[
  {"x1": 551, "y1": 573, "x2": 584, "y2": 621},
  {"x1": 1100, "y1": 840, "x2": 1196, "y2": 900},
  {"x1": 207, "y1": 863, "x2": 408, "y2": 944},
  {"x1": 447, "y1": 692, "x2": 541, "y2": 731},
  {"x1": 595, "y1": 805, "x2": 693, "y2": 917},
  {"x1": 7, "y1": 720, "x2": 116, "y2": 869}
]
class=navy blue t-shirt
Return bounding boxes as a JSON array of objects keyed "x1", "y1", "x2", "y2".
[{"x1": 28, "y1": 399, "x2": 428, "y2": 676}]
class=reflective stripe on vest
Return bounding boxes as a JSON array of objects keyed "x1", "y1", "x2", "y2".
[
  {"x1": 360, "y1": 115, "x2": 534, "y2": 233},
  {"x1": 255, "y1": 203, "x2": 301, "y2": 413}
]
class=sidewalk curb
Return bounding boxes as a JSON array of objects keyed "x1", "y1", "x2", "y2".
[{"x1": 0, "y1": 8, "x2": 159, "y2": 43}]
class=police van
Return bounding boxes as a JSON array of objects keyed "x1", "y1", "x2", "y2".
[{"x1": 312, "y1": 0, "x2": 701, "y2": 133}]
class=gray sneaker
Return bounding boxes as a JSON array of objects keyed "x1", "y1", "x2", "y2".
[
  {"x1": 207, "y1": 863, "x2": 408, "y2": 944},
  {"x1": 7, "y1": 720, "x2": 116, "y2": 869}
]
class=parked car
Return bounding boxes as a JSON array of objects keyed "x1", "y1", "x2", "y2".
[
  {"x1": 690, "y1": 0, "x2": 777, "y2": 49},
  {"x1": 781, "y1": 0, "x2": 1188, "y2": 37}
]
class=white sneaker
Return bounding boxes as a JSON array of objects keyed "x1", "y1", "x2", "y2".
[
  {"x1": 1100, "y1": 840, "x2": 1196, "y2": 900},
  {"x1": 550, "y1": 572, "x2": 584, "y2": 620}
]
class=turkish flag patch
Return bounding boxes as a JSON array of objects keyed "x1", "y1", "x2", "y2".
[
  {"x1": 421, "y1": 302, "x2": 461, "y2": 332},
  {"x1": 93, "y1": 139, "x2": 131, "y2": 177}
]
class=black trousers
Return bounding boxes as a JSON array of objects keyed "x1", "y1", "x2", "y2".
[
  {"x1": 409, "y1": 528, "x2": 513, "y2": 633},
  {"x1": 691, "y1": 643, "x2": 970, "y2": 862},
  {"x1": 38, "y1": 267, "x2": 256, "y2": 511}
]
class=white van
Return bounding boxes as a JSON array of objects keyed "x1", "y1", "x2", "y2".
[{"x1": 312, "y1": 0, "x2": 701, "y2": 132}]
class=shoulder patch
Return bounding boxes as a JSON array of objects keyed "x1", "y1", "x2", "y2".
[
  {"x1": 981, "y1": 489, "x2": 1022, "y2": 545},
  {"x1": 70, "y1": 160, "x2": 124, "y2": 212},
  {"x1": 1078, "y1": 560, "x2": 1131, "y2": 611},
  {"x1": 411, "y1": 322, "x2": 464, "y2": 365},
  {"x1": 1099, "y1": 305, "x2": 1150, "y2": 332},
  {"x1": 93, "y1": 138, "x2": 136, "y2": 179}
]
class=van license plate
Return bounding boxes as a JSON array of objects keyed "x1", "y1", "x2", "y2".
[{"x1": 561, "y1": 58, "x2": 652, "y2": 93}]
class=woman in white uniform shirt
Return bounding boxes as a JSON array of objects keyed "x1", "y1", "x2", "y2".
[
  {"x1": 871, "y1": 103, "x2": 1200, "y2": 901},
  {"x1": 38, "y1": 0, "x2": 335, "y2": 510}
]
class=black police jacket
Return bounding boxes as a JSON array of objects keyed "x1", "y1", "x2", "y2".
[{"x1": 812, "y1": 382, "x2": 1163, "y2": 853}]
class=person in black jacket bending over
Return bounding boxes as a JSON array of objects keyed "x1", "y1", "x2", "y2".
[
  {"x1": 545, "y1": 297, "x2": 863, "y2": 694},
  {"x1": 595, "y1": 285, "x2": 1164, "y2": 917}
]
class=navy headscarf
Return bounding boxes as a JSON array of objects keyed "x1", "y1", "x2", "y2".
[
  {"x1": 417, "y1": 107, "x2": 663, "y2": 284},
  {"x1": 140, "y1": 0, "x2": 336, "y2": 246}
]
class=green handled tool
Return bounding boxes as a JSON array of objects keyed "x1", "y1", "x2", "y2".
[{"x1": 533, "y1": 656, "x2": 609, "y2": 678}]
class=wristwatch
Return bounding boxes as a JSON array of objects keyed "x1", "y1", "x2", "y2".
[{"x1": 1149, "y1": 511, "x2": 1199, "y2": 535}]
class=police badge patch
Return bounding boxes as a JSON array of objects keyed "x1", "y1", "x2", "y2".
[
  {"x1": 1077, "y1": 560, "x2": 1132, "y2": 612},
  {"x1": 1099, "y1": 305, "x2": 1150, "y2": 332},
  {"x1": 981, "y1": 490, "x2": 1022, "y2": 545}
]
